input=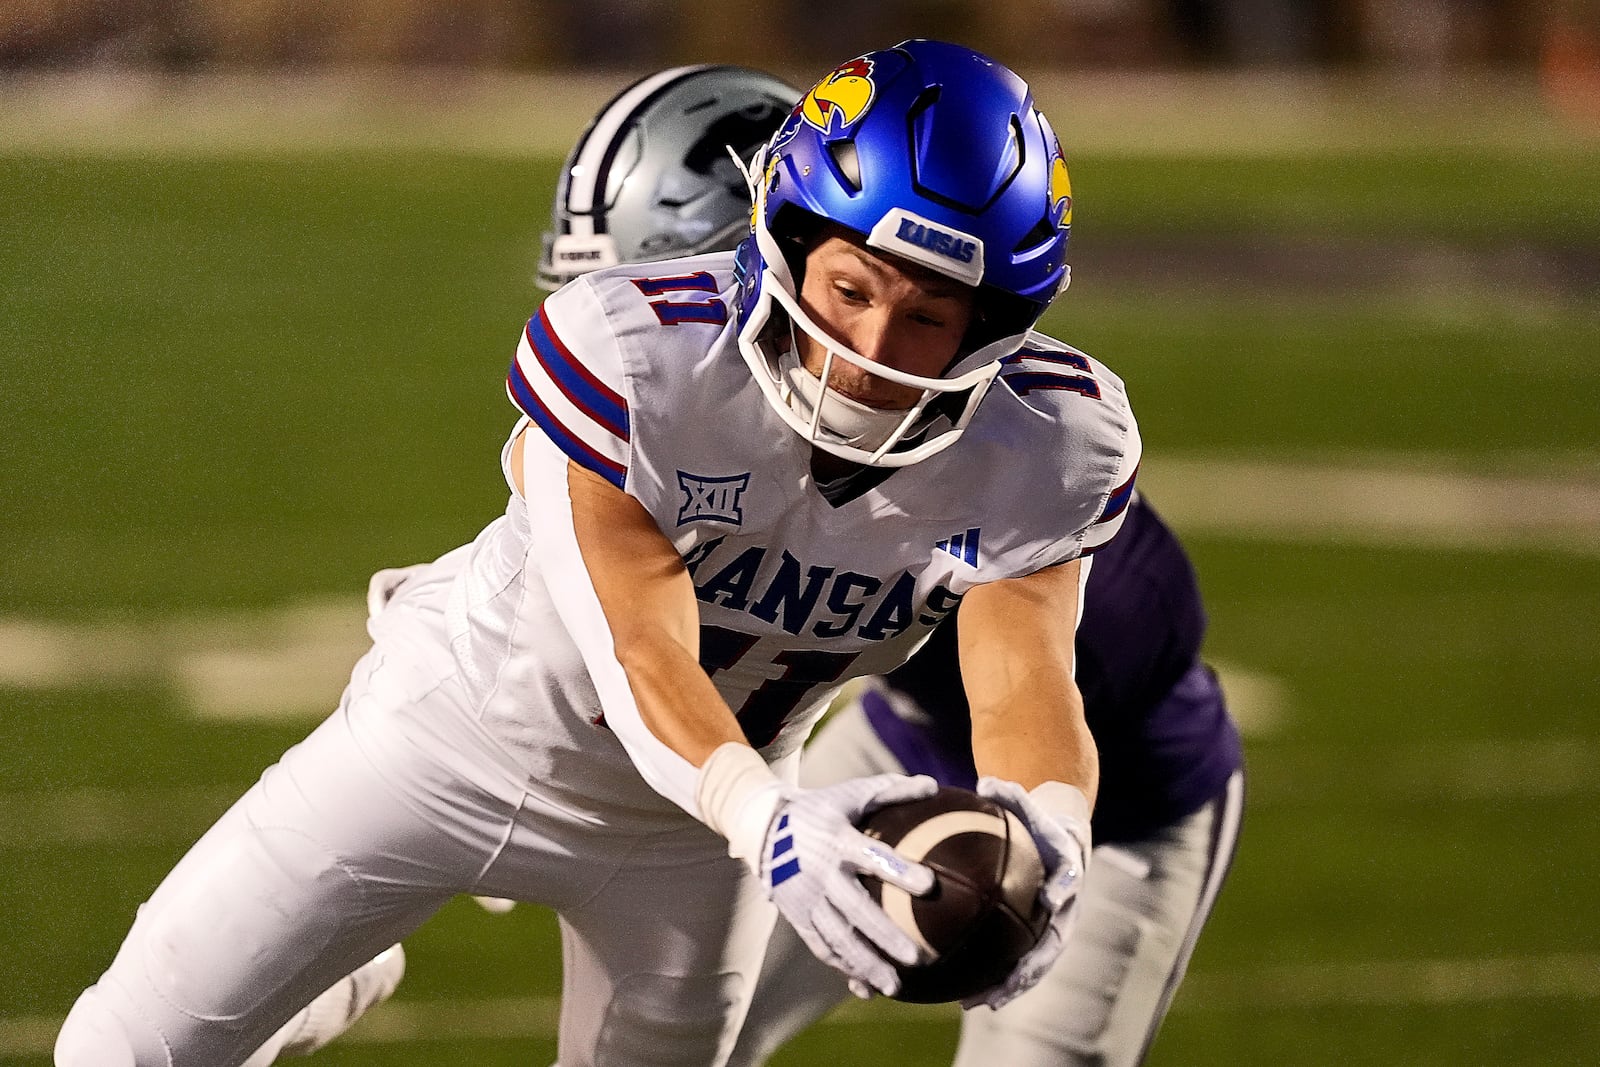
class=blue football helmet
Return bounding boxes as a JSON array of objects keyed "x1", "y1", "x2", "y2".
[{"x1": 736, "y1": 39, "x2": 1074, "y2": 467}]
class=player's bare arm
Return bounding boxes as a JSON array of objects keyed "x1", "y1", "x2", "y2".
[
  {"x1": 951, "y1": 558, "x2": 1099, "y2": 1011},
  {"x1": 959, "y1": 559, "x2": 1099, "y2": 804},
  {"x1": 560, "y1": 448, "x2": 748, "y2": 765},
  {"x1": 514, "y1": 429, "x2": 936, "y2": 999}
]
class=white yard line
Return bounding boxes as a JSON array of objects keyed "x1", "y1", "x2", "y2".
[
  {"x1": 0, "y1": 785, "x2": 239, "y2": 848},
  {"x1": 8, "y1": 614, "x2": 1297, "y2": 737},
  {"x1": 0, "y1": 1015, "x2": 59, "y2": 1062},
  {"x1": 2, "y1": 736, "x2": 1591, "y2": 850},
  {"x1": 5, "y1": 952, "x2": 1599, "y2": 1057},
  {"x1": 1253, "y1": 736, "x2": 1600, "y2": 802},
  {"x1": 1, "y1": 457, "x2": 1596, "y2": 722},
  {"x1": 0, "y1": 596, "x2": 368, "y2": 720},
  {"x1": 165, "y1": 598, "x2": 370, "y2": 720},
  {"x1": 1138, "y1": 457, "x2": 1600, "y2": 556},
  {"x1": 1207, "y1": 660, "x2": 1288, "y2": 736},
  {"x1": 1174, "y1": 953, "x2": 1600, "y2": 1011}
]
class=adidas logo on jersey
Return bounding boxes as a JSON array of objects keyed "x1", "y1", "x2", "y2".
[{"x1": 934, "y1": 528, "x2": 980, "y2": 567}]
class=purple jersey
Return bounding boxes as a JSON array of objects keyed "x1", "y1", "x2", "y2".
[{"x1": 871, "y1": 496, "x2": 1243, "y2": 843}]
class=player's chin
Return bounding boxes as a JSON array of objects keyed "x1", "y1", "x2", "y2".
[{"x1": 835, "y1": 384, "x2": 916, "y2": 410}]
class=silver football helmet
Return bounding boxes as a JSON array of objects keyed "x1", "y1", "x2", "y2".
[{"x1": 538, "y1": 65, "x2": 801, "y2": 289}]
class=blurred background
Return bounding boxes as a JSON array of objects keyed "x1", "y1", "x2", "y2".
[
  {"x1": 0, "y1": 0, "x2": 1590, "y2": 71},
  {"x1": 2, "y1": 1, "x2": 1598, "y2": 1065}
]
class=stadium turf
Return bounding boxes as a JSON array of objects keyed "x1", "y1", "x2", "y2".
[{"x1": 2, "y1": 140, "x2": 1596, "y2": 1065}]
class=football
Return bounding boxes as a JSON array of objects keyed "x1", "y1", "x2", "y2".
[{"x1": 857, "y1": 786, "x2": 1050, "y2": 1003}]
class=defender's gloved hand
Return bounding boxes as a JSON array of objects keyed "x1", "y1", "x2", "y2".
[
  {"x1": 961, "y1": 776, "x2": 1092, "y2": 1011},
  {"x1": 697, "y1": 743, "x2": 937, "y2": 998}
]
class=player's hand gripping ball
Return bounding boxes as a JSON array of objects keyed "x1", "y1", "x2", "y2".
[{"x1": 855, "y1": 786, "x2": 1050, "y2": 1003}]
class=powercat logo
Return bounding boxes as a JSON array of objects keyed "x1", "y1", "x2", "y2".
[{"x1": 800, "y1": 57, "x2": 877, "y2": 135}]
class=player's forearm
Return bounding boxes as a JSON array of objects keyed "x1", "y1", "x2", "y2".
[
  {"x1": 958, "y1": 560, "x2": 1096, "y2": 798},
  {"x1": 969, "y1": 672, "x2": 1099, "y2": 803},
  {"x1": 611, "y1": 626, "x2": 748, "y2": 767}
]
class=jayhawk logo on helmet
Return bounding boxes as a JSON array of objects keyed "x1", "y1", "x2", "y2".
[
  {"x1": 1049, "y1": 146, "x2": 1073, "y2": 228},
  {"x1": 800, "y1": 57, "x2": 877, "y2": 135}
]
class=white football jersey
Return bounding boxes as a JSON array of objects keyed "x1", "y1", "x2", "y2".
[{"x1": 380, "y1": 250, "x2": 1139, "y2": 819}]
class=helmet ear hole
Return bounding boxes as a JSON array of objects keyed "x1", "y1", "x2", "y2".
[
  {"x1": 827, "y1": 140, "x2": 862, "y2": 192},
  {"x1": 769, "y1": 203, "x2": 825, "y2": 281},
  {"x1": 1014, "y1": 213, "x2": 1058, "y2": 254},
  {"x1": 965, "y1": 290, "x2": 1035, "y2": 352}
]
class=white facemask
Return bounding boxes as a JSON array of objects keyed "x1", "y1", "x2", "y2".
[
  {"x1": 777, "y1": 345, "x2": 912, "y2": 453},
  {"x1": 737, "y1": 274, "x2": 1012, "y2": 467},
  {"x1": 734, "y1": 147, "x2": 1023, "y2": 467}
]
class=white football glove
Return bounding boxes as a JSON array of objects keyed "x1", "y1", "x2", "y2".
[
  {"x1": 961, "y1": 776, "x2": 1092, "y2": 1011},
  {"x1": 696, "y1": 743, "x2": 937, "y2": 999},
  {"x1": 763, "y1": 774, "x2": 941, "y2": 997}
]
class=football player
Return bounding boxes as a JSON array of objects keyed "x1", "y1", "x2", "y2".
[
  {"x1": 545, "y1": 63, "x2": 1244, "y2": 1067},
  {"x1": 539, "y1": 62, "x2": 1243, "y2": 1067},
  {"x1": 247, "y1": 61, "x2": 1244, "y2": 1067},
  {"x1": 57, "y1": 41, "x2": 1135, "y2": 1067}
]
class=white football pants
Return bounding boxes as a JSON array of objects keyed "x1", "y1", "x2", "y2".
[
  {"x1": 729, "y1": 702, "x2": 1244, "y2": 1067},
  {"x1": 55, "y1": 648, "x2": 775, "y2": 1067}
]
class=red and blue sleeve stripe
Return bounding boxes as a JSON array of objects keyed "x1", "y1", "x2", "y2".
[
  {"x1": 1100, "y1": 464, "x2": 1138, "y2": 524},
  {"x1": 524, "y1": 308, "x2": 630, "y2": 441},
  {"x1": 507, "y1": 360, "x2": 628, "y2": 489},
  {"x1": 1080, "y1": 463, "x2": 1139, "y2": 556},
  {"x1": 999, "y1": 350, "x2": 1101, "y2": 401}
]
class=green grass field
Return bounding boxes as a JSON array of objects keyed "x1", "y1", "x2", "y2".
[{"x1": 3, "y1": 117, "x2": 1599, "y2": 1065}]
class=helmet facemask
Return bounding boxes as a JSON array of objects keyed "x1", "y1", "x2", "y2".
[
  {"x1": 736, "y1": 146, "x2": 1015, "y2": 468},
  {"x1": 739, "y1": 269, "x2": 1005, "y2": 467}
]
